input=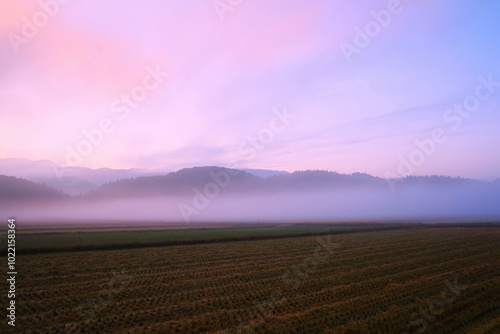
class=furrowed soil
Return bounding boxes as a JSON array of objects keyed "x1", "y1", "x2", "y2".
[{"x1": 2, "y1": 226, "x2": 499, "y2": 333}]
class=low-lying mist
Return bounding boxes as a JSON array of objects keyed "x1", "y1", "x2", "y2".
[{"x1": 4, "y1": 183, "x2": 499, "y2": 225}]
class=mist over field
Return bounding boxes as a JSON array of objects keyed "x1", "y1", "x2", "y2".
[{"x1": 4, "y1": 176, "x2": 499, "y2": 224}]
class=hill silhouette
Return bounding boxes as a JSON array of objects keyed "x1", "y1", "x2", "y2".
[
  {"x1": 86, "y1": 166, "x2": 263, "y2": 198},
  {"x1": 83, "y1": 167, "x2": 489, "y2": 199},
  {"x1": 2, "y1": 167, "x2": 499, "y2": 222},
  {"x1": 0, "y1": 175, "x2": 69, "y2": 201}
]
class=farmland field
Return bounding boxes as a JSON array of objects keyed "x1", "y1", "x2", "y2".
[
  {"x1": 2, "y1": 224, "x2": 499, "y2": 333},
  {"x1": 6, "y1": 222, "x2": 412, "y2": 254}
]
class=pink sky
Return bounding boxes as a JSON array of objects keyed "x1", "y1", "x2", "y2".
[{"x1": 1, "y1": 0, "x2": 499, "y2": 180}]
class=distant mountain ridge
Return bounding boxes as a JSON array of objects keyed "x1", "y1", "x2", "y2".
[
  {"x1": 0, "y1": 162, "x2": 497, "y2": 201},
  {"x1": 0, "y1": 159, "x2": 290, "y2": 196},
  {"x1": 0, "y1": 158, "x2": 169, "y2": 196},
  {"x1": 2, "y1": 167, "x2": 499, "y2": 222},
  {"x1": 87, "y1": 166, "x2": 262, "y2": 198},
  {"x1": 85, "y1": 167, "x2": 490, "y2": 199},
  {"x1": 241, "y1": 168, "x2": 289, "y2": 178},
  {"x1": 0, "y1": 175, "x2": 69, "y2": 201}
]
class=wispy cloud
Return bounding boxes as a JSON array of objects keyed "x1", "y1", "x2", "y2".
[{"x1": 1, "y1": 0, "x2": 499, "y2": 179}]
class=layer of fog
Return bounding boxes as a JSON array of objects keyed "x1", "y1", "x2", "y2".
[{"x1": 3, "y1": 183, "x2": 499, "y2": 224}]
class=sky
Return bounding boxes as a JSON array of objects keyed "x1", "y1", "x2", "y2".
[{"x1": 1, "y1": 0, "x2": 499, "y2": 180}]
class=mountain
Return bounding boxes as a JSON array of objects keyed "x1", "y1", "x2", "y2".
[
  {"x1": 0, "y1": 158, "x2": 169, "y2": 196},
  {"x1": 2, "y1": 166, "x2": 499, "y2": 222},
  {"x1": 87, "y1": 166, "x2": 263, "y2": 198},
  {"x1": 241, "y1": 168, "x2": 289, "y2": 178},
  {"x1": 265, "y1": 170, "x2": 385, "y2": 192},
  {"x1": 84, "y1": 167, "x2": 488, "y2": 199},
  {"x1": 0, "y1": 175, "x2": 69, "y2": 201},
  {"x1": 87, "y1": 167, "x2": 380, "y2": 198},
  {"x1": 0, "y1": 159, "x2": 292, "y2": 195},
  {"x1": 1, "y1": 159, "x2": 495, "y2": 200}
]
